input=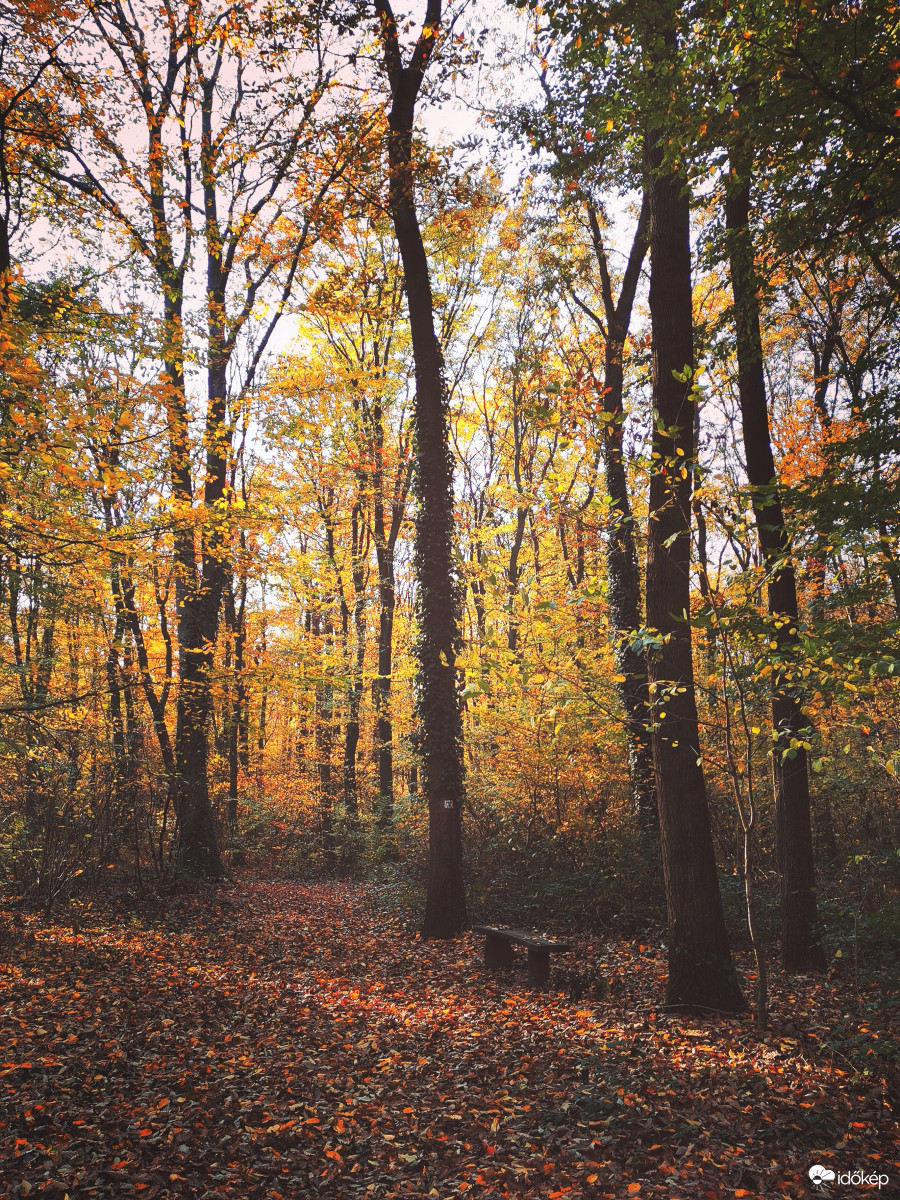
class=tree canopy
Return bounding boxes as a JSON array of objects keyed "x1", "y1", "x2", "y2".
[{"x1": 1, "y1": 0, "x2": 898, "y2": 1023}]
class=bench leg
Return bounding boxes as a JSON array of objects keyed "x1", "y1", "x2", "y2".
[
  {"x1": 527, "y1": 948, "x2": 551, "y2": 987},
  {"x1": 484, "y1": 933, "x2": 515, "y2": 968}
]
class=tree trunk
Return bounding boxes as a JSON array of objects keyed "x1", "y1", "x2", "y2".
[
  {"x1": 120, "y1": 572, "x2": 175, "y2": 782},
  {"x1": 171, "y1": 590, "x2": 222, "y2": 875},
  {"x1": 223, "y1": 578, "x2": 239, "y2": 825},
  {"x1": 725, "y1": 168, "x2": 827, "y2": 973},
  {"x1": 377, "y1": 0, "x2": 467, "y2": 937},
  {"x1": 154, "y1": 278, "x2": 222, "y2": 876},
  {"x1": 7, "y1": 560, "x2": 53, "y2": 832},
  {"x1": 105, "y1": 602, "x2": 131, "y2": 824},
  {"x1": 644, "y1": 110, "x2": 745, "y2": 1011},
  {"x1": 343, "y1": 503, "x2": 367, "y2": 826},
  {"x1": 313, "y1": 609, "x2": 337, "y2": 870},
  {"x1": 256, "y1": 618, "x2": 268, "y2": 792},
  {"x1": 373, "y1": 543, "x2": 396, "y2": 829},
  {"x1": 585, "y1": 197, "x2": 656, "y2": 827}
]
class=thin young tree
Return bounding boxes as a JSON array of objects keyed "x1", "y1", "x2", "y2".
[{"x1": 574, "y1": 195, "x2": 655, "y2": 826}]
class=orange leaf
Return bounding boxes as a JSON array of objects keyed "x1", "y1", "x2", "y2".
[{"x1": 628, "y1": 1186, "x2": 641, "y2": 1194}]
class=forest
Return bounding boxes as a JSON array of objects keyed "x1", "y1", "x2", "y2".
[{"x1": 0, "y1": 0, "x2": 898, "y2": 1195}]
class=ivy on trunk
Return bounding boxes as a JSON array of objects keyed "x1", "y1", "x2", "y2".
[{"x1": 375, "y1": 0, "x2": 467, "y2": 938}]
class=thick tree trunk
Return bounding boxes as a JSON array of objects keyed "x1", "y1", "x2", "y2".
[
  {"x1": 169, "y1": 282, "x2": 227, "y2": 876},
  {"x1": 725, "y1": 171, "x2": 827, "y2": 973},
  {"x1": 343, "y1": 704, "x2": 361, "y2": 825},
  {"x1": 644, "y1": 121, "x2": 745, "y2": 1011},
  {"x1": 171, "y1": 592, "x2": 222, "y2": 875},
  {"x1": 377, "y1": 0, "x2": 467, "y2": 937}
]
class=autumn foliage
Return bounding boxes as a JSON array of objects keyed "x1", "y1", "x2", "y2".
[{"x1": 0, "y1": 0, "x2": 899, "y2": 1191}]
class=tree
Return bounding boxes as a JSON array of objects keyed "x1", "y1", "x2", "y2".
[
  {"x1": 639, "y1": 0, "x2": 744, "y2": 1010},
  {"x1": 513, "y1": 73, "x2": 656, "y2": 826},
  {"x1": 519, "y1": 0, "x2": 744, "y2": 1008},
  {"x1": 297, "y1": 211, "x2": 414, "y2": 832},
  {"x1": 25, "y1": 0, "x2": 357, "y2": 873},
  {"x1": 724, "y1": 148, "x2": 827, "y2": 973},
  {"x1": 570, "y1": 195, "x2": 655, "y2": 827},
  {"x1": 744, "y1": 0, "x2": 900, "y2": 298},
  {"x1": 374, "y1": 0, "x2": 467, "y2": 937}
]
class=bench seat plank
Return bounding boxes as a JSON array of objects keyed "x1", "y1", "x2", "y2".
[
  {"x1": 471, "y1": 925, "x2": 573, "y2": 985},
  {"x1": 471, "y1": 925, "x2": 572, "y2": 951}
]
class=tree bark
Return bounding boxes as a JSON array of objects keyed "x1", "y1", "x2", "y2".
[
  {"x1": 584, "y1": 197, "x2": 657, "y2": 827},
  {"x1": 644, "y1": 94, "x2": 745, "y2": 1010},
  {"x1": 374, "y1": 539, "x2": 396, "y2": 828},
  {"x1": 369, "y1": 439, "x2": 412, "y2": 832},
  {"x1": 725, "y1": 167, "x2": 827, "y2": 973},
  {"x1": 376, "y1": 0, "x2": 467, "y2": 937},
  {"x1": 320, "y1": 487, "x2": 365, "y2": 831},
  {"x1": 343, "y1": 501, "x2": 367, "y2": 826},
  {"x1": 312, "y1": 608, "x2": 337, "y2": 870}
]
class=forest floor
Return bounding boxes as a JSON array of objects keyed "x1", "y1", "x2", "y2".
[{"x1": 0, "y1": 880, "x2": 897, "y2": 1199}]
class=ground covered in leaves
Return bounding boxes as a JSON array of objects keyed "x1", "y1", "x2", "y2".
[{"x1": 1, "y1": 881, "x2": 897, "y2": 1198}]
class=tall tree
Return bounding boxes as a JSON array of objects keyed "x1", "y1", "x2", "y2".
[
  {"x1": 516, "y1": 73, "x2": 657, "y2": 826},
  {"x1": 523, "y1": 0, "x2": 743, "y2": 1006},
  {"x1": 724, "y1": 147, "x2": 827, "y2": 973},
  {"x1": 375, "y1": 0, "x2": 467, "y2": 937},
  {"x1": 641, "y1": 0, "x2": 745, "y2": 1010},
  {"x1": 576, "y1": 196, "x2": 655, "y2": 826}
]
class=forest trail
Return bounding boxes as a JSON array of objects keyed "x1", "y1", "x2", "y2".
[{"x1": 1, "y1": 881, "x2": 896, "y2": 1198}]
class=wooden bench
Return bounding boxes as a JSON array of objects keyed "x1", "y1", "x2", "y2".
[{"x1": 471, "y1": 925, "x2": 573, "y2": 986}]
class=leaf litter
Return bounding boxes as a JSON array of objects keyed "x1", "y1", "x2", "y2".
[{"x1": 1, "y1": 881, "x2": 897, "y2": 1198}]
